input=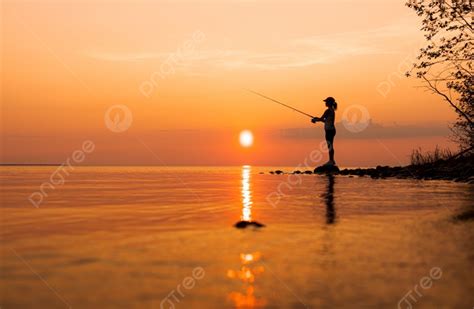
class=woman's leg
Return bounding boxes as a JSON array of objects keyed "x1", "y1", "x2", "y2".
[
  {"x1": 328, "y1": 140, "x2": 334, "y2": 162},
  {"x1": 325, "y1": 130, "x2": 336, "y2": 163}
]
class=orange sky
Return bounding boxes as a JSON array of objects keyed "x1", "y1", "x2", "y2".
[{"x1": 1, "y1": 0, "x2": 458, "y2": 166}]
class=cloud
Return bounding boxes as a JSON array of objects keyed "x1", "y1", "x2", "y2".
[
  {"x1": 82, "y1": 51, "x2": 167, "y2": 62},
  {"x1": 84, "y1": 17, "x2": 419, "y2": 71},
  {"x1": 292, "y1": 21, "x2": 418, "y2": 48},
  {"x1": 275, "y1": 122, "x2": 451, "y2": 140}
]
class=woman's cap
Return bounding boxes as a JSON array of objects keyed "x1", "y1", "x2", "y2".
[{"x1": 323, "y1": 97, "x2": 336, "y2": 104}]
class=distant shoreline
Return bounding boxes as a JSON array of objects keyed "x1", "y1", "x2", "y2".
[
  {"x1": 0, "y1": 164, "x2": 62, "y2": 166},
  {"x1": 3, "y1": 158, "x2": 473, "y2": 184}
]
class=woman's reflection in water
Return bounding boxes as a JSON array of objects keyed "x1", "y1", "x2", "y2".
[
  {"x1": 323, "y1": 174, "x2": 336, "y2": 224},
  {"x1": 319, "y1": 174, "x2": 336, "y2": 271}
]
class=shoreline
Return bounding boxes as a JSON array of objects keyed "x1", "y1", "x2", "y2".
[{"x1": 269, "y1": 154, "x2": 474, "y2": 184}]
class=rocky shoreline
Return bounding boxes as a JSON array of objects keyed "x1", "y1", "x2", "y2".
[{"x1": 269, "y1": 154, "x2": 474, "y2": 184}]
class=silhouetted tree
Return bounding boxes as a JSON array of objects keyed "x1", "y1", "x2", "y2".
[{"x1": 406, "y1": 0, "x2": 473, "y2": 150}]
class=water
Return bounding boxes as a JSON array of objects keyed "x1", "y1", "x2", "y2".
[{"x1": 1, "y1": 166, "x2": 473, "y2": 308}]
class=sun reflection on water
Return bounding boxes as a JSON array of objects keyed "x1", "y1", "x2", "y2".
[
  {"x1": 227, "y1": 166, "x2": 266, "y2": 308},
  {"x1": 227, "y1": 252, "x2": 266, "y2": 308},
  {"x1": 241, "y1": 165, "x2": 252, "y2": 222}
]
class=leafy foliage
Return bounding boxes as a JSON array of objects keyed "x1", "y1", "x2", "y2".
[{"x1": 406, "y1": 0, "x2": 473, "y2": 149}]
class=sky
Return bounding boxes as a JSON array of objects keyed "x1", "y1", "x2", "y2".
[{"x1": 1, "y1": 0, "x2": 459, "y2": 166}]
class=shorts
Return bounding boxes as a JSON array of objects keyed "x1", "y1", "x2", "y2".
[{"x1": 325, "y1": 129, "x2": 336, "y2": 144}]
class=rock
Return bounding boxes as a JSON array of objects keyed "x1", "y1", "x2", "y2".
[
  {"x1": 354, "y1": 168, "x2": 363, "y2": 175},
  {"x1": 265, "y1": 153, "x2": 473, "y2": 183},
  {"x1": 313, "y1": 165, "x2": 340, "y2": 174},
  {"x1": 352, "y1": 168, "x2": 366, "y2": 176},
  {"x1": 234, "y1": 221, "x2": 265, "y2": 229},
  {"x1": 367, "y1": 168, "x2": 379, "y2": 178},
  {"x1": 339, "y1": 169, "x2": 350, "y2": 175}
]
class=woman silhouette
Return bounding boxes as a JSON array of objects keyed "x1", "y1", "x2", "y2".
[{"x1": 312, "y1": 97, "x2": 337, "y2": 166}]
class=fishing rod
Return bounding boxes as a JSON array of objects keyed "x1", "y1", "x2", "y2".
[{"x1": 247, "y1": 89, "x2": 314, "y2": 118}]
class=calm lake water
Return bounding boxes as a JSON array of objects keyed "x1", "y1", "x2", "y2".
[{"x1": 1, "y1": 166, "x2": 473, "y2": 308}]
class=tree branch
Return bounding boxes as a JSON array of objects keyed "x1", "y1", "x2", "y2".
[{"x1": 422, "y1": 75, "x2": 473, "y2": 126}]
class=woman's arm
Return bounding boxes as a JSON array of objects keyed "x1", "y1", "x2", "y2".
[{"x1": 311, "y1": 110, "x2": 329, "y2": 123}]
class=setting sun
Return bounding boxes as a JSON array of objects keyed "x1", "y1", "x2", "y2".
[{"x1": 239, "y1": 130, "x2": 254, "y2": 148}]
